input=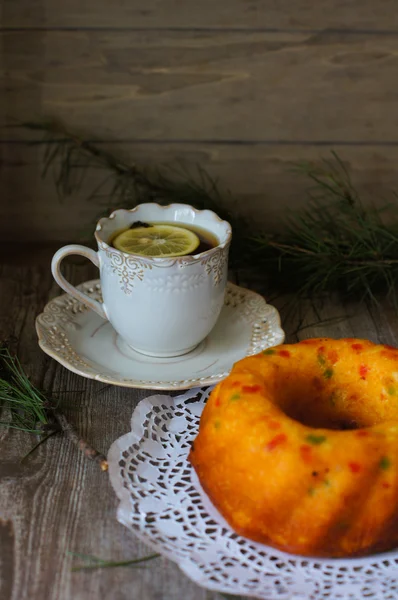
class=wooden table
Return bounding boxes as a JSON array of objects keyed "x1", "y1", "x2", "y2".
[{"x1": 0, "y1": 245, "x2": 396, "y2": 600}]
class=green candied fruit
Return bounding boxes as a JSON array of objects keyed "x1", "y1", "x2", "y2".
[
  {"x1": 263, "y1": 348, "x2": 276, "y2": 356},
  {"x1": 306, "y1": 434, "x2": 327, "y2": 445},
  {"x1": 317, "y1": 354, "x2": 326, "y2": 366},
  {"x1": 387, "y1": 385, "x2": 396, "y2": 396},
  {"x1": 214, "y1": 420, "x2": 221, "y2": 430},
  {"x1": 379, "y1": 456, "x2": 391, "y2": 470},
  {"x1": 230, "y1": 393, "x2": 241, "y2": 401},
  {"x1": 323, "y1": 367, "x2": 334, "y2": 379}
]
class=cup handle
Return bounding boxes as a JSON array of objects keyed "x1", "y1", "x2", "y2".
[{"x1": 51, "y1": 244, "x2": 108, "y2": 320}]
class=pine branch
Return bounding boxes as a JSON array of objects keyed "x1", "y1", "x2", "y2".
[
  {"x1": 22, "y1": 121, "x2": 232, "y2": 213},
  {"x1": 22, "y1": 119, "x2": 246, "y2": 265},
  {"x1": 0, "y1": 344, "x2": 108, "y2": 470},
  {"x1": 54, "y1": 412, "x2": 108, "y2": 471},
  {"x1": 0, "y1": 344, "x2": 49, "y2": 433},
  {"x1": 21, "y1": 120, "x2": 398, "y2": 306},
  {"x1": 251, "y1": 155, "x2": 398, "y2": 305}
]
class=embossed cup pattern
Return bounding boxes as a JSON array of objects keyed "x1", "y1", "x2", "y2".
[
  {"x1": 100, "y1": 244, "x2": 228, "y2": 356},
  {"x1": 51, "y1": 203, "x2": 232, "y2": 358}
]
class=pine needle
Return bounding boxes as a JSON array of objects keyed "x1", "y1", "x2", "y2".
[
  {"x1": 69, "y1": 551, "x2": 160, "y2": 572},
  {"x1": 21, "y1": 119, "x2": 247, "y2": 267},
  {"x1": 19, "y1": 430, "x2": 58, "y2": 463},
  {"x1": 252, "y1": 155, "x2": 398, "y2": 306},
  {"x1": 0, "y1": 345, "x2": 50, "y2": 433},
  {"x1": 21, "y1": 120, "x2": 398, "y2": 307},
  {"x1": 0, "y1": 345, "x2": 108, "y2": 470}
]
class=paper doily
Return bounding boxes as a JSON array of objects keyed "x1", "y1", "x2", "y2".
[{"x1": 107, "y1": 388, "x2": 398, "y2": 600}]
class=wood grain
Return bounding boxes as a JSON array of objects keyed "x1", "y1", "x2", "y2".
[
  {"x1": 1, "y1": 142, "x2": 397, "y2": 242},
  {"x1": 2, "y1": 0, "x2": 398, "y2": 30},
  {"x1": 0, "y1": 245, "x2": 397, "y2": 599},
  {"x1": 2, "y1": 25, "x2": 398, "y2": 241},
  {"x1": 1, "y1": 0, "x2": 398, "y2": 593},
  {"x1": 2, "y1": 30, "x2": 398, "y2": 142},
  {"x1": 0, "y1": 246, "x2": 213, "y2": 600}
]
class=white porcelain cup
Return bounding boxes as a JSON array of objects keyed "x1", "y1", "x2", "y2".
[{"x1": 51, "y1": 203, "x2": 232, "y2": 357}]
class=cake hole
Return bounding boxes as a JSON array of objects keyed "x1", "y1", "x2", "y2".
[
  {"x1": 261, "y1": 353, "x2": 398, "y2": 429},
  {"x1": 281, "y1": 402, "x2": 362, "y2": 430},
  {"x1": 274, "y1": 383, "x2": 369, "y2": 430}
]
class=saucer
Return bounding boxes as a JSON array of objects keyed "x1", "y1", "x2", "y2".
[{"x1": 35, "y1": 280, "x2": 285, "y2": 390}]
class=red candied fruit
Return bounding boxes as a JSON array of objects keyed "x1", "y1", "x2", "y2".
[
  {"x1": 381, "y1": 350, "x2": 397, "y2": 359},
  {"x1": 327, "y1": 350, "x2": 339, "y2": 364},
  {"x1": 266, "y1": 433, "x2": 287, "y2": 451},
  {"x1": 348, "y1": 462, "x2": 361, "y2": 474},
  {"x1": 242, "y1": 385, "x2": 263, "y2": 394},
  {"x1": 268, "y1": 420, "x2": 281, "y2": 430},
  {"x1": 382, "y1": 482, "x2": 392, "y2": 489},
  {"x1": 351, "y1": 343, "x2": 363, "y2": 351},
  {"x1": 278, "y1": 350, "x2": 291, "y2": 358},
  {"x1": 359, "y1": 365, "x2": 370, "y2": 380},
  {"x1": 356, "y1": 430, "x2": 370, "y2": 437},
  {"x1": 300, "y1": 445, "x2": 312, "y2": 463}
]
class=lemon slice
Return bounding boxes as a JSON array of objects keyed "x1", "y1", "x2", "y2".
[{"x1": 112, "y1": 225, "x2": 200, "y2": 257}]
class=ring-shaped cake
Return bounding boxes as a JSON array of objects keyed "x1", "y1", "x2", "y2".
[{"x1": 189, "y1": 338, "x2": 398, "y2": 557}]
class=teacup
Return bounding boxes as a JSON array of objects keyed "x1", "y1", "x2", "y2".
[{"x1": 51, "y1": 203, "x2": 232, "y2": 357}]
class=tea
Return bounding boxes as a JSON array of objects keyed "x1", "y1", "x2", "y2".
[{"x1": 110, "y1": 221, "x2": 219, "y2": 256}]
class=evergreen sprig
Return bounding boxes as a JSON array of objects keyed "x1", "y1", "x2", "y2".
[
  {"x1": 0, "y1": 344, "x2": 108, "y2": 469},
  {"x1": 22, "y1": 120, "x2": 246, "y2": 266},
  {"x1": 0, "y1": 346, "x2": 50, "y2": 433},
  {"x1": 23, "y1": 121, "x2": 398, "y2": 306},
  {"x1": 253, "y1": 152, "x2": 398, "y2": 304}
]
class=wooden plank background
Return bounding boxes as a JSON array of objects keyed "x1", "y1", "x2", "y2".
[
  {"x1": 2, "y1": 247, "x2": 398, "y2": 600},
  {"x1": 2, "y1": 4, "x2": 398, "y2": 598},
  {"x1": 1, "y1": 1, "x2": 398, "y2": 241},
  {"x1": 2, "y1": 1, "x2": 398, "y2": 30}
]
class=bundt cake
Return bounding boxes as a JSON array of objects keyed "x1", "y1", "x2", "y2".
[{"x1": 189, "y1": 338, "x2": 398, "y2": 558}]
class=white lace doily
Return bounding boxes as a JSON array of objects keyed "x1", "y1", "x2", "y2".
[{"x1": 107, "y1": 388, "x2": 398, "y2": 600}]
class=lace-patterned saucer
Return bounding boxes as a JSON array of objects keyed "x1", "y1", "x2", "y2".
[
  {"x1": 108, "y1": 388, "x2": 398, "y2": 600},
  {"x1": 35, "y1": 280, "x2": 285, "y2": 390}
]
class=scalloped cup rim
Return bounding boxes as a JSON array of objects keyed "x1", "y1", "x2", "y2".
[{"x1": 94, "y1": 203, "x2": 232, "y2": 262}]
